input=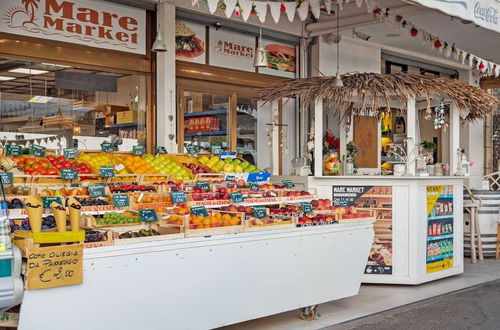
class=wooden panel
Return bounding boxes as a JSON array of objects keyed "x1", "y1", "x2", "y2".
[
  {"x1": 177, "y1": 87, "x2": 186, "y2": 153},
  {"x1": 177, "y1": 78, "x2": 257, "y2": 99},
  {"x1": 480, "y1": 76, "x2": 500, "y2": 89},
  {"x1": 354, "y1": 116, "x2": 378, "y2": 168},
  {"x1": 229, "y1": 93, "x2": 238, "y2": 151}
]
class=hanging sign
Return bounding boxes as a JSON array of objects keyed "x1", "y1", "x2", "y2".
[
  {"x1": 0, "y1": 173, "x2": 13, "y2": 185},
  {"x1": 60, "y1": 168, "x2": 78, "y2": 181},
  {"x1": 0, "y1": 0, "x2": 146, "y2": 54},
  {"x1": 99, "y1": 166, "x2": 115, "y2": 178},
  {"x1": 155, "y1": 146, "x2": 167, "y2": 154},
  {"x1": 41, "y1": 196, "x2": 62, "y2": 209},
  {"x1": 139, "y1": 209, "x2": 158, "y2": 222},
  {"x1": 29, "y1": 145, "x2": 46, "y2": 157},
  {"x1": 112, "y1": 194, "x2": 129, "y2": 208},
  {"x1": 88, "y1": 184, "x2": 105, "y2": 197},
  {"x1": 185, "y1": 144, "x2": 199, "y2": 155},
  {"x1": 190, "y1": 206, "x2": 208, "y2": 217},
  {"x1": 63, "y1": 148, "x2": 78, "y2": 159},
  {"x1": 6, "y1": 145, "x2": 23, "y2": 156},
  {"x1": 132, "y1": 145, "x2": 145, "y2": 156},
  {"x1": 100, "y1": 142, "x2": 115, "y2": 153},
  {"x1": 171, "y1": 191, "x2": 187, "y2": 203}
]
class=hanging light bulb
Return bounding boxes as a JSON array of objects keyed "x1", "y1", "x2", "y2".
[
  {"x1": 152, "y1": 1, "x2": 167, "y2": 52},
  {"x1": 333, "y1": 4, "x2": 344, "y2": 88},
  {"x1": 253, "y1": 25, "x2": 267, "y2": 67}
]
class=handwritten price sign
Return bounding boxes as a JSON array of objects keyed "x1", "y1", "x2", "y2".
[{"x1": 26, "y1": 245, "x2": 83, "y2": 290}]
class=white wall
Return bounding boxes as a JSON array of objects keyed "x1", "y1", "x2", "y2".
[{"x1": 256, "y1": 102, "x2": 271, "y2": 171}]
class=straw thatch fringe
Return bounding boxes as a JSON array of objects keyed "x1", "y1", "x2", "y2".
[{"x1": 257, "y1": 73, "x2": 498, "y2": 121}]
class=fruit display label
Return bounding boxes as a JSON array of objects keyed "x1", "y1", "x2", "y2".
[
  {"x1": 300, "y1": 202, "x2": 313, "y2": 213},
  {"x1": 29, "y1": 144, "x2": 46, "y2": 157},
  {"x1": 42, "y1": 196, "x2": 62, "y2": 209},
  {"x1": 211, "y1": 145, "x2": 222, "y2": 155},
  {"x1": 225, "y1": 175, "x2": 236, "y2": 182},
  {"x1": 26, "y1": 244, "x2": 83, "y2": 290},
  {"x1": 282, "y1": 180, "x2": 295, "y2": 188},
  {"x1": 6, "y1": 144, "x2": 23, "y2": 156},
  {"x1": 196, "y1": 181, "x2": 210, "y2": 191},
  {"x1": 171, "y1": 191, "x2": 187, "y2": 203},
  {"x1": 132, "y1": 145, "x2": 146, "y2": 156},
  {"x1": 99, "y1": 166, "x2": 115, "y2": 178},
  {"x1": 252, "y1": 206, "x2": 266, "y2": 218},
  {"x1": 220, "y1": 152, "x2": 236, "y2": 159},
  {"x1": 155, "y1": 146, "x2": 167, "y2": 154},
  {"x1": 190, "y1": 206, "x2": 208, "y2": 217},
  {"x1": 88, "y1": 184, "x2": 105, "y2": 197},
  {"x1": 100, "y1": 142, "x2": 115, "y2": 153},
  {"x1": 112, "y1": 194, "x2": 130, "y2": 208},
  {"x1": 230, "y1": 192, "x2": 245, "y2": 203},
  {"x1": 185, "y1": 144, "x2": 199, "y2": 155},
  {"x1": 247, "y1": 172, "x2": 271, "y2": 182},
  {"x1": 236, "y1": 146, "x2": 246, "y2": 154},
  {"x1": 60, "y1": 168, "x2": 78, "y2": 181},
  {"x1": 248, "y1": 182, "x2": 259, "y2": 190},
  {"x1": 426, "y1": 185, "x2": 454, "y2": 274},
  {"x1": 0, "y1": 172, "x2": 13, "y2": 185},
  {"x1": 139, "y1": 209, "x2": 158, "y2": 222},
  {"x1": 63, "y1": 148, "x2": 79, "y2": 159}
]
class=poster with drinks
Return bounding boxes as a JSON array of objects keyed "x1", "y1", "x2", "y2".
[
  {"x1": 332, "y1": 186, "x2": 393, "y2": 275},
  {"x1": 175, "y1": 20, "x2": 206, "y2": 64},
  {"x1": 426, "y1": 185, "x2": 454, "y2": 273}
]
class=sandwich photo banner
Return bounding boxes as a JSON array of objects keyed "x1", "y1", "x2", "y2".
[
  {"x1": 259, "y1": 39, "x2": 297, "y2": 78},
  {"x1": 175, "y1": 20, "x2": 206, "y2": 64}
]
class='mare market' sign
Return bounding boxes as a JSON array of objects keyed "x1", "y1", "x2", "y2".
[{"x1": 0, "y1": 0, "x2": 146, "y2": 54}]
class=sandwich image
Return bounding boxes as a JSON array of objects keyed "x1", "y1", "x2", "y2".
[
  {"x1": 176, "y1": 20, "x2": 204, "y2": 60},
  {"x1": 264, "y1": 44, "x2": 296, "y2": 72}
]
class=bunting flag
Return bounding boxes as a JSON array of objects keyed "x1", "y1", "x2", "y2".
[
  {"x1": 310, "y1": 0, "x2": 322, "y2": 19},
  {"x1": 284, "y1": 2, "x2": 297, "y2": 22},
  {"x1": 297, "y1": 0, "x2": 309, "y2": 21},
  {"x1": 253, "y1": 1, "x2": 268, "y2": 23},
  {"x1": 224, "y1": 0, "x2": 238, "y2": 17},
  {"x1": 268, "y1": 1, "x2": 282, "y2": 23}
]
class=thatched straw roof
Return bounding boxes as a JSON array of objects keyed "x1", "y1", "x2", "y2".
[{"x1": 257, "y1": 73, "x2": 498, "y2": 121}]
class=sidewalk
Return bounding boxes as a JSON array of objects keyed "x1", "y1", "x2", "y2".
[{"x1": 225, "y1": 259, "x2": 500, "y2": 330}]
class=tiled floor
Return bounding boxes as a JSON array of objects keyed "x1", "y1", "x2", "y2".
[{"x1": 225, "y1": 259, "x2": 500, "y2": 329}]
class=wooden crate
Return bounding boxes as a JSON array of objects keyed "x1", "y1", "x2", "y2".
[
  {"x1": 13, "y1": 230, "x2": 85, "y2": 256},
  {"x1": 112, "y1": 223, "x2": 184, "y2": 245},
  {"x1": 184, "y1": 211, "x2": 244, "y2": 238},
  {"x1": 83, "y1": 212, "x2": 141, "y2": 228},
  {"x1": 244, "y1": 217, "x2": 296, "y2": 232},
  {"x1": 81, "y1": 228, "x2": 114, "y2": 248}
]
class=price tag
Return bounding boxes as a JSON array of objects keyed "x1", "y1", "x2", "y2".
[
  {"x1": 190, "y1": 206, "x2": 208, "y2": 217},
  {"x1": 112, "y1": 194, "x2": 129, "y2": 208},
  {"x1": 185, "y1": 144, "x2": 199, "y2": 155},
  {"x1": 41, "y1": 196, "x2": 62, "y2": 209},
  {"x1": 282, "y1": 179, "x2": 295, "y2": 188},
  {"x1": 225, "y1": 175, "x2": 236, "y2": 182},
  {"x1": 252, "y1": 206, "x2": 267, "y2": 218},
  {"x1": 0, "y1": 172, "x2": 13, "y2": 185},
  {"x1": 220, "y1": 152, "x2": 236, "y2": 159},
  {"x1": 6, "y1": 144, "x2": 23, "y2": 156},
  {"x1": 132, "y1": 145, "x2": 146, "y2": 156},
  {"x1": 171, "y1": 191, "x2": 187, "y2": 203},
  {"x1": 195, "y1": 181, "x2": 210, "y2": 191},
  {"x1": 99, "y1": 166, "x2": 115, "y2": 178},
  {"x1": 211, "y1": 145, "x2": 222, "y2": 155},
  {"x1": 249, "y1": 182, "x2": 259, "y2": 190},
  {"x1": 29, "y1": 144, "x2": 46, "y2": 157},
  {"x1": 236, "y1": 146, "x2": 246, "y2": 154},
  {"x1": 230, "y1": 192, "x2": 244, "y2": 203},
  {"x1": 139, "y1": 209, "x2": 158, "y2": 222},
  {"x1": 26, "y1": 245, "x2": 83, "y2": 290},
  {"x1": 100, "y1": 142, "x2": 115, "y2": 153},
  {"x1": 155, "y1": 146, "x2": 167, "y2": 154},
  {"x1": 60, "y1": 168, "x2": 78, "y2": 181},
  {"x1": 63, "y1": 148, "x2": 78, "y2": 159},
  {"x1": 300, "y1": 202, "x2": 313, "y2": 213},
  {"x1": 88, "y1": 184, "x2": 105, "y2": 197}
]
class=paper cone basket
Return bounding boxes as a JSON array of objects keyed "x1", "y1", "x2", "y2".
[
  {"x1": 25, "y1": 196, "x2": 43, "y2": 233},
  {"x1": 51, "y1": 202, "x2": 67, "y2": 232},
  {"x1": 67, "y1": 197, "x2": 82, "y2": 232}
]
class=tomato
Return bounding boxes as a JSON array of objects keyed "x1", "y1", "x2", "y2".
[
  {"x1": 83, "y1": 168, "x2": 91, "y2": 174},
  {"x1": 55, "y1": 163, "x2": 64, "y2": 170},
  {"x1": 47, "y1": 168, "x2": 58, "y2": 175},
  {"x1": 38, "y1": 168, "x2": 48, "y2": 175},
  {"x1": 24, "y1": 169, "x2": 33, "y2": 175},
  {"x1": 38, "y1": 159, "x2": 50, "y2": 168},
  {"x1": 25, "y1": 158, "x2": 37, "y2": 166},
  {"x1": 64, "y1": 161, "x2": 72, "y2": 168},
  {"x1": 32, "y1": 170, "x2": 41, "y2": 175},
  {"x1": 58, "y1": 156, "x2": 66, "y2": 162}
]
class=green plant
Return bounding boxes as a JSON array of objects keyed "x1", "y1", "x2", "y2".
[{"x1": 421, "y1": 140, "x2": 437, "y2": 150}]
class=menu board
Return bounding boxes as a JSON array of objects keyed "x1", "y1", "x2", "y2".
[
  {"x1": 332, "y1": 185, "x2": 393, "y2": 275},
  {"x1": 175, "y1": 20, "x2": 206, "y2": 64},
  {"x1": 426, "y1": 185, "x2": 454, "y2": 273}
]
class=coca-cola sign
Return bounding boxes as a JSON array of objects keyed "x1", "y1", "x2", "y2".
[
  {"x1": 474, "y1": 2, "x2": 498, "y2": 25},
  {"x1": 0, "y1": 0, "x2": 146, "y2": 54}
]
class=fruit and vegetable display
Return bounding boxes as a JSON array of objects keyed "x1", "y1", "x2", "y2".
[
  {"x1": 10, "y1": 155, "x2": 58, "y2": 176},
  {"x1": 198, "y1": 155, "x2": 261, "y2": 173},
  {"x1": 47, "y1": 155, "x2": 91, "y2": 175},
  {"x1": 93, "y1": 211, "x2": 141, "y2": 226},
  {"x1": 78, "y1": 152, "x2": 129, "y2": 175},
  {"x1": 118, "y1": 229, "x2": 161, "y2": 239}
]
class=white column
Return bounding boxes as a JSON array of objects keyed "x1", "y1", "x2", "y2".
[
  {"x1": 449, "y1": 102, "x2": 460, "y2": 176},
  {"x1": 406, "y1": 98, "x2": 416, "y2": 175},
  {"x1": 156, "y1": 2, "x2": 177, "y2": 152},
  {"x1": 271, "y1": 101, "x2": 280, "y2": 175},
  {"x1": 314, "y1": 99, "x2": 323, "y2": 177}
]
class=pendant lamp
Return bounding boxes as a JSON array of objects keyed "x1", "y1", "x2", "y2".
[
  {"x1": 333, "y1": 4, "x2": 343, "y2": 88},
  {"x1": 152, "y1": 1, "x2": 167, "y2": 52},
  {"x1": 253, "y1": 26, "x2": 267, "y2": 67}
]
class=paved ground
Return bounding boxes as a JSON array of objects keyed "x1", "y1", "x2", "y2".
[{"x1": 328, "y1": 280, "x2": 500, "y2": 330}]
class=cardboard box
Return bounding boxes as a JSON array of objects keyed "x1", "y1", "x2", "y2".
[
  {"x1": 191, "y1": 93, "x2": 203, "y2": 112},
  {"x1": 115, "y1": 111, "x2": 145, "y2": 124}
]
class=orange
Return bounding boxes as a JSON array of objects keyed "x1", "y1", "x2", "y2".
[
  {"x1": 215, "y1": 213, "x2": 222, "y2": 219},
  {"x1": 222, "y1": 214, "x2": 231, "y2": 222},
  {"x1": 230, "y1": 217, "x2": 240, "y2": 226}
]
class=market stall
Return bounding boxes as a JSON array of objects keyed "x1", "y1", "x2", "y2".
[{"x1": 260, "y1": 72, "x2": 498, "y2": 284}]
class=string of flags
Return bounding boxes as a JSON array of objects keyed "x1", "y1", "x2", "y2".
[{"x1": 193, "y1": 0, "x2": 499, "y2": 77}]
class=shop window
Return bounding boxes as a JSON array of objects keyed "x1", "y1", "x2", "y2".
[{"x1": 0, "y1": 59, "x2": 147, "y2": 150}]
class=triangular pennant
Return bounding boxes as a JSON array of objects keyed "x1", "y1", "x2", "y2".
[
  {"x1": 297, "y1": 0, "x2": 309, "y2": 21},
  {"x1": 239, "y1": 0, "x2": 254, "y2": 21},
  {"x1": 253, "y1": 1, "x2": 268, "y2": 23},
  {"x1": 310, "y1": 0, "x2": 321, "y2": 19},
  {"x1": 495, "y1": 65, "x2": 500, "y2": 77},
  {"x1": 284, "y1": 2, "x2": 296, "y2": 22},
  {"x1": 454, "y1": 48, "x2": 460, "y2": 61},
  {"x1": 469, "y1": 55, "x2": 474, "y2": 68},
  {"x1": 355, "y1": 0, "x2": 363, "y2": 8},
  {"x1": 444, "y1": 46, "x2": 452, "y2": 58},
  {"x1": 224, "y1": 0, "x2": 238, "y2": 17},
  {"x1": 207, "y1": 0, "x2": 218, "y2": 14},
  {"x1": 324, "y1": 0, "x2": 332, "y2": 14},
  {"x1": 366, "y1": 0, "x2": 376, "y2": 13},
  {"x1": 192, "y1": 0, "x2": 199, "y2": 6},
  {"x1": 268, "y1": 2, "x2": 282, "y2": 23}
]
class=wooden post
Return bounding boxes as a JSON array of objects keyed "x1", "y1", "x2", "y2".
[
  {"x1": 314, "y1": 99, "x2": 323, "y2": 177},
  {"x1": 229, "y1": 93, "x2": 238, "y2": 152}
]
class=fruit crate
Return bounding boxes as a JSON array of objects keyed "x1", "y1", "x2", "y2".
[
  {"x1": 112, "y1": 222, "x2": 184, "y2": 245},
  {"x1": 244, "y1": 217, "x2": 296, "y2": 232},
  {"x1": 184, "y1": 210, "x2": 245, "y2": 238},
  {"x1": 82, "y1": 228, "x2": 114, "y2": 248},
  {"x1": 83, "y1": 211, "x2": 142, "y2": 228},
  {"x1": 12, "y1": 230, "x2": 85, "y2": 256}
]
